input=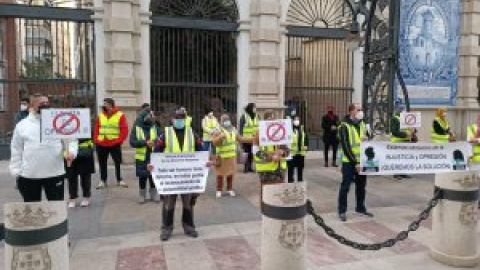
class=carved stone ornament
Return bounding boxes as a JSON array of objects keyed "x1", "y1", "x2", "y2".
[
  {"x1": 274, "y1": 185, "x2": 305, "y2": 206},
  {"x1": 459, "y1": 202, "x2": 478, "y2": 226},
  {"x1": 278, "y1": 220, "x2": 305, "y2": 251},
  {"x1": 11, "y1": 246, "x2": 52, "y2": 270},
  {"x1": 6, "y1": 205, "x2": 56, "y2": 228},
  {"x1": 453, "y1": 174, "x2": 479, "y2": 189}
]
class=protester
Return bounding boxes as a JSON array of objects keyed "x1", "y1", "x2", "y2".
[
  {"x1": 239, "y1": 103, "x2": 260, "y2": 173},
  {"x1": 130, "y1": 110, "x2": 161, "y2": 204},
  {"x1": 211, "y1": 113, "x2": 251, "y2": 198},
  {"x1": 94, "y1": 98, "x2": 129, "y2": 189},
  {"x1": 202, "y1": 109, "x2": 220, "y2": 152},
  {"x1": 431, "y1": 108, "x2": 455, "y2": 143},
  {"x1": 390, "y1": 102, "x2": 415, "y2": 179},
  {"x1": 67, "y1": 135, "x2": 95, "y2": 208},
  {"x1": 10, "y1": 94, "x2": 77, "y2": 202},
  {"x1": 287, "y1": 115, "x2": 308, "y2": 183},
  {"x1": 337, "y1": 103, "x2": 373, "y2": 222},
  {"x1": 321, "y1": 105, "x2": 340, "y2": 167},
  {"x1": 14, "y1": 97, "x2": 30, "y2": 124}
]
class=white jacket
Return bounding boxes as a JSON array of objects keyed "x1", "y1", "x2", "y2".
[{"x1": 9, "y1": 113, "x2": 78, "y2": 179}]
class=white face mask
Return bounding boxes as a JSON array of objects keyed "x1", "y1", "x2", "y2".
[
  {"x1": 356, "y1": 111, "x2": 364, "y2": 120},
  {"x1": 20, "y1": 105, "x2": 28, "y2": 111},
  {"x1": 293, "y1": 120, "x2": 300, "y2": 126}
]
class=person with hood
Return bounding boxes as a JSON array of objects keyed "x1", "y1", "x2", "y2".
[
  {"x1": 130, "y1": 110, "x2": 161, "y2": 203},
  {"x1": 287, "y1": 114, "x2": 308, "y2": 182},
  {"x1": 147, "y1": 107, "x2": 206, "y2": 241},
  {"x1": 239, "y1": 103, "x2": 260, "y2": 173},
  {"x1": 431, "y1": 108, "x2": 455, "y2": 143},
  {"x1": 321, "y1": 105, "x2": 340, "y2": 167},
  {"x1": 10, "y1": 93, "x2": 77, "y2": 202},
  {"x1": 14, "y1": 97, "x2": 30, "y2": 124},
  {"x1": 94, "y1": 98, "x2": 129, "y2": 189},
  {"x1": 211, "y1": 113, "x2": 252, "y2": 198}
]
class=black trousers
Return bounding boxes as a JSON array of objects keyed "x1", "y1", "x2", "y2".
[
  {"x1": 97, "y1": 144, "x2": 123, "y2": 183},
  {"x1": 162, "y1": 194, "x2": 195, "y2": 230},
  {"x1": 18, "y1": 176, "x2": 65, "y2": 202},
  {"x1": 139, "y1": 175, "x2": 155, "y2": 190},
  {"x1": 324, "y1": 141, "x2": 338, "y2": 164},
  {"x1": 68, "y1": 173, "x2": 92, "y2": 199},
  {"x1": 242, "y1": 143, "x2": 253, "y2": 170},
  {"x1": 287, "y1": 155, "x2": 305, "y2": 183},
  {"x1": 338, "y1": 163, "x2": 367, "y2": 214}
]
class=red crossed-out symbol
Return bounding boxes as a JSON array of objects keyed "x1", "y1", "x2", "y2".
[
  {"x1": 405, "y1": 114, "x2": 416, "y2": 126},
  {"x1": 53, "y1": 112, "x2": 81, "y2": 135},
  {"x1": 266, "y1": 122, "x2": 286, "y2": 142}
]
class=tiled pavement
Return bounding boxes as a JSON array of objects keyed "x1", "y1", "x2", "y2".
[{"x1": 0, "y1": 157, "x2": 479, "y2": 270}]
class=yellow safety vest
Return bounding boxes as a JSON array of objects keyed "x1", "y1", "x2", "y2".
[
  {"x1": 255, "y1": 145, "x2": 287, "y2": 172},
  {"x1": 134, "y1": 126, "x2": 158, "y2": 161},
  {"x1": 217, "y1": 128, "x2": 237, "y2": 159},
  {"x1": 203, "y1": 117, "x2": 219, "y2": 141},
  {"x1": 164, "y1": 127, "x2": 195, "y2": 153},
  {"x1": 186, "y1": 116, "x2": 193, "y2": 128},
  {"x1": 98, "y1": 111, "x2": 123, "y2": 141},
  {"x1": 431, "y1": 117, "x2": 449, "y2": 143},
  {"x1": 467, "y1": 124, "x2": 480, "y2": 163},
  {"x1": 341, "y1": 122, "x2": 366, "y2": 163},
  {"x1": 291, "y1": 127, "x2": 306, "y2": 156},
  {"x1": 243, "y1": 113, "x2": 259, "y2": 138},
  {"x1": 390, "y1": 115, "x2": 410, "y2": 143}
]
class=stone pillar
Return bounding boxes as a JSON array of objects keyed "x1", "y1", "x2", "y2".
[
  {"x1": 237, "y1": 20, "x2": 251, "y2": 123},
  {"x1": 261, "y1": 183, "x2": 307, "y2": 270},
  {"x1": 352, "y1": 47, "x2": 364, "y2": 104},
  {"x1": 430, "y1": 171, "x2": 480, "y2": 267},
  {"x1": 4, "y1": 202, "x2": 69, "y2": 270},
  {"x1": 249, "y1": 0, "x2": 285, "y2": 116}
]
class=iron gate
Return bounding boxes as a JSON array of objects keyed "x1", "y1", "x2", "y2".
[
  {"x1": 0, "y1": 2, "x2": 95, "y2": 149},
  {"x1": 150, "y1": 0, "x2": 238, "y2": 131},
  {"x1": 285, "y1": 0, "x2": 354, "y2": 149}
]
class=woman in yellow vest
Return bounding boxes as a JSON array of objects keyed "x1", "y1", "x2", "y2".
[
  {"x1": 431, "y1": 108, "x2": 455, "y2": 143},
  {"x1": 239, "y1": 103, "x2": 260, "y2": 173},
  {"x1": 211, "y1": 114, "x2": 252, "y2": 198},
  {"x1": 202, "y1": 110, "x2": 220, "y2": 152},
  {"x1": 129, "y1": 110, "x2": 161, "y2": 203},
  {"x1": 287, "y1": 115, "x2": 308, "y2": 183}
]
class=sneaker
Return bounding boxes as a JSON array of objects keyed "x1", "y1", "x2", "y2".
[
  {"x1": 339, "y1": 213, "x2": 347, "y2": 222},
  {"x1": 160, "y1": 229, "x2": 172, "y2": 241},
  {"x1": 96, "y1": 181, "x2": 106, "y2": 189},
  {"x1": 68, "y1": 200, "x2": 76, "y2": 208},
  {"x1": 356, "y1": 210, "x2": 374, "y2": 217},
  {"x1": 184, "y1": 228, "x2": 198, "y2": 238},
  {"x1": 80, "y1": 199, "x2": 90, "y2": 207},
  {"x1": 216, "y1": 191, "x2": 222, "y2": 198},
  {"x1": 228, "y1": 190, "x2": 236, "y2": 197},
  {"x1": 117, "y1": 181, "x2": 128, "y2": 188}
]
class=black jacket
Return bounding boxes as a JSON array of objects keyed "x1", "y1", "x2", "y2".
[
  {"x1": 129, "y1": 121, "x2": 162, "y2": 178},
  {"x1": 321, "y1": 114, "x2": 340, "y2": 143},
  {"x1": 390, "y1": 114, "x2": 409, "y2": 139},
  {"x1": 66, "y1": 138, "x2": 95, "y2": 177}
]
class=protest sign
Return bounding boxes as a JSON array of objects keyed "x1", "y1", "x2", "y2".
[
  {"x1": 360, "y1": 142, "x2": 472, "y2": 175},
  {"x1": 400, "y1": 112, "x2": 421, "y2": 129},
  {"x1": 151, "y1": 152, "x2": 210, "y2": 195},
  {"x1": 259, "y1": 119, "x2": 293, "y2": 146},
  {"x1": 41, "y1": 108, "x2": 91, "y2": 139}
]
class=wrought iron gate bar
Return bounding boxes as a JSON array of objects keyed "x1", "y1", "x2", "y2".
[
  {"x1": 286, "y1": 26, "x2": 349, "y2": 39},
  {"x1": 151, "y1": 15, "x2": 238, "y2": 32},
  {"x1": 0, "y1": 4, "x2": 93, "y2": 21},
  {"x1": 152, "y1": 82, "x2": 237, "y2": 88}
]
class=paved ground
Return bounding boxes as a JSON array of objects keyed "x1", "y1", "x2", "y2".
[{"x1": 0, "y1": 155, "x2": 479, "y2": 270}]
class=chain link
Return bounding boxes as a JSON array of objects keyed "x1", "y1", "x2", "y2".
[{"x1": 306, "y1": 190, "x2": 442, "y2": 251}]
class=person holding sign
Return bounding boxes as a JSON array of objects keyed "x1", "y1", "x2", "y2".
[
  {"x1": 337, "y1": 103, "x2": 373, "y2": 222},
  {"x1": 239, "y1": 103, "x2": 260, "y2": 173},
  {"x1": 431, "y1": 108, "x2": 455, "y2": 143},
  {"x1": 287, "y1": 115, "x2": 308, "y2": 182},
  {"x1": 130, "y1": 110, "x2": 162, "y2": 204},
  {"x1": 147, "y1": 107, "x2": 205, "y2": 241},
  {"x1": 390, "y1": 102, "x2": 415, "y2": 180},
  {"x1": 10, "y1": 94, "x2": 78, "y2": 202},
  {"x1": 211, "y1": 114, "x2": 252, "y2": 198},
  {"x1": 94, "y1": 98, "x2": 129, "y2": 189}
]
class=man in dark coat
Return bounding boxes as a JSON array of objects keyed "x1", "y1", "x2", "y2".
[{"x1": 321, "y1": 105, "x2": 340, "y2": 167}]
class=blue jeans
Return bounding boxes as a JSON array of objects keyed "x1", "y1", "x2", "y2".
[
  {"x1": 203, "y1": 141, "x2": 212, "y2": 152},
  {"x1": 338, "y1": 163, "x2": 367, "y2": 214}
]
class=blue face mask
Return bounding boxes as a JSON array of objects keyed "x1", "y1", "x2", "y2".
[
  {"x1": 173, "y1": 119, "x2": 186, "y2": 129},
  {"x1": 223, "y1": 120, "x2": 231, "y2": 127}
]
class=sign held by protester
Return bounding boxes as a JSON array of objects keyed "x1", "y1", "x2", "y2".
[
  {"x1": 41, "y1": 108, "x2": 91, "y2": 139},
  {"x1": 151, "y1": 152, "x2": 210, "y2": 195},
  {"x1": 360, "y1": 141, "x2": 472, "y2": 175},
  {"x1": 400, "y1": 112, "x2": 421, "y2": 129},
  {"x1": 259, "y1": 119, "x2": 293, "y2": 146}
]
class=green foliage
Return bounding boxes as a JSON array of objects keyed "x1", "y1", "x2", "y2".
[{"x1": 22, "y1": 57, "x2": 53, "y2": 79}]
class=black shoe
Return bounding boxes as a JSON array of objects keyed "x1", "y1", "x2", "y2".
[
  {"x1": 332, "y1": 163, "x2": 338, "y2": 167},
  {"x1": 325, "y1": 163, "x2": 329, "y2": 167},
  {"x1": 356, "y1": 210, "x2": 374, "y2": 217},
  {"x1": 339, "y1": 213, "x2": 347, "y2": 222},
  {"x1": 160, "y1": 229, "x2": 172, "y2": 241},
  {"x1": 401, "y1": 175, "x2": 411, "y2": 178},
  {"x1": 184, "y1": 228, "x2": 198, "y2": 238}
]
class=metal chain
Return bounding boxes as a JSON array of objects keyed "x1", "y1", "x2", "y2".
[{"x1": 306, "y1": 190, "x2": 442, "y2": 251}]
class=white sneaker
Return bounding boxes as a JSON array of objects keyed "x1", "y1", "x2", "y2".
[
  {"x1": 68, "y1": 200, "x2": 76, "y2": 208},
  {"x1": 216, "y1": 191, "x2": 222, "y2": 198},
  {"x1": 80, "y1": 199, "x2": 90, "y2": 207},
  {"x1": 117, "y1": 181, "x2": 129, "y2": 188},
  {"x1": 96, "y1": 181, "x2": 105, "y2": 189},
  {"x1": 228, "y1": 190, "x2": 236, "y2": 197}
]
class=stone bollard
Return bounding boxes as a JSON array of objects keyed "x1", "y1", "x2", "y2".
[
  {"x1": 430, "y1": 171, "x2": 480, "y2": 267},
  {"x1": 4, "y1": 201, "x2": 69, "y2": 270},
  {"x1": 261, "y1": 182, "x2": 307, "y2": 270}
]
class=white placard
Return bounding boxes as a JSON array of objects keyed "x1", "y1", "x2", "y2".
[
  {"x1": 259, "y1": 119, "x2": 293, "y2": 146},
  {"x1": 400, "y1": 112, "x2": 421, "y2": 129},
  {"x1": 151, "y1": 152, "x2": 210, "y2": 195},
  {"x1": 41, "y1": 108, "x2": 91, "y2": 139},
  {"x1": 360, "y1": 142, "x2": 472, "y2": 175}
]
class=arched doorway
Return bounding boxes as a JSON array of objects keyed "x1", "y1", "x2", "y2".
[
  {"x1": 150, "y1": 0, "x2": 239, "y2": 130},
  {"x1": 284, "y1": 0, "x2": 354, "y2": 149}
]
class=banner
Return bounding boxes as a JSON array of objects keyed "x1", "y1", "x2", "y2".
[
  {"x1": 360, "y1": 142, "x2": 472, "y2": 175},
  {"x1": 397, "y1": 0, "x2": 461, "y2": 106},
  {"x1": 41, "y1": 108, "x2": 91, "y2": 140},
  {"x1": 259, "y1": 119, "x2": 293, "y2": 146},
  {"x1": 151, "y1": 152, "x2": 210, "y2": 195}
]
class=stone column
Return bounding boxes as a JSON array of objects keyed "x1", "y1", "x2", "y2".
[
  {"x1": 430, "y1": 171, "x2": 480, "y2": 267},
  {"x1": 249, "y1": 0, "x2": 285, "y2": 116},
  {"x1": 352, "y1": 47, "x2": 364, "y2": 104},
  {"x1": 237, "y1": 20, "x2": 251, "y2": 123}
]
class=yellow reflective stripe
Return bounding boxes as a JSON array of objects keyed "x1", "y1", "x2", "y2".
[{"x1": 217, "y1": 129, "x2": 236, "y2": 158}]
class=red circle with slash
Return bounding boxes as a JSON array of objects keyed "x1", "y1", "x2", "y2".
[
  {"x1": 405, "y1": 114, "x2": 416, "y2": 126},
  {"x1": 53, "y1": 112, "x2": 80, "y2": 135},
  {"x1": 266, "y1": 122, "x2": 286, "y2": 142}
]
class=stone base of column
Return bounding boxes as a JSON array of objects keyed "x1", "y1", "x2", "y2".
[{"x1": 430, "y1": 248, "x2": 480, "y2": 268}]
